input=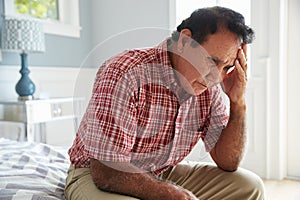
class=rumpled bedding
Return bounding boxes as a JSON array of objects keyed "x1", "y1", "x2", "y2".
[{"x1": 0, "y1": 138, "x2": 70, "y2": 200}]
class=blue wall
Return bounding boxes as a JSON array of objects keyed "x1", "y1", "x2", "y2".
[
  {"x1": 0, "y1": 0, "x2": 172, "y2": 68},
  {"x1": 0, "y1": 0, "x2": 93, "y2": 67}
]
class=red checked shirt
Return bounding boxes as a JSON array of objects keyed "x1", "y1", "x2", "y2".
[{"x1": 68, "y1": 39, "x2": 229, "y2": 175}]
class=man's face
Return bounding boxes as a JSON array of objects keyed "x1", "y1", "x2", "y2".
[{"x1": 174, "y1": 29, "x2": 241, "y2": 95}]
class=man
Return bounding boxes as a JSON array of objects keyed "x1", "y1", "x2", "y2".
[{"x1": 65, "y1": 6, "x2": 265, "y2": 200}]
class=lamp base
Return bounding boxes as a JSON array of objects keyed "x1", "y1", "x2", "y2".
[
  {"x1": 18, "y1": 95, "x2": 34, "y2": 101},
  {"x1": 15, "y1": 53, "x2": 36, "y2": 99}
]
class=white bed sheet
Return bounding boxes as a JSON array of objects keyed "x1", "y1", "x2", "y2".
[{"x1": 0, "y1": 138, "x2": 70, "y2": 200}]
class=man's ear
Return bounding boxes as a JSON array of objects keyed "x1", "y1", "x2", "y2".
[{"x1": 177, "y1": 29, "x2": 192, "y2": 53}]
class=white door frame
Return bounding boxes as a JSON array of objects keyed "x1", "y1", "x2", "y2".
[
  {"x1": 287, "y1": 0, "x2": 300, "y2": 179},
  {"x1": 243, "y1": 0, "x2": 288, "y2": 179}
]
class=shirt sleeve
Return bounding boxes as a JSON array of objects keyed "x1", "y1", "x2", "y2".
[
  {"x1": 203, "y1": 85, "x2": 229, "y2": 152},
  {"x1": 80, "y1": 58, "x2": 138, "y2": 162}
]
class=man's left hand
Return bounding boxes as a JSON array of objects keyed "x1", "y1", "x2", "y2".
[{"x1": 221, "y1": 44, "x2": 248, "y2": 104}]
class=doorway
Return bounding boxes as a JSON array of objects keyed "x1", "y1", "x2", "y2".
[{"x1": 287, "y1": 0, "x2": 300, "y2": 179}]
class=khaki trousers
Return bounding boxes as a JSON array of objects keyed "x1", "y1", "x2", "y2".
[{"x1": 65, "y1": 161, "x2": 265, "y2": 200}]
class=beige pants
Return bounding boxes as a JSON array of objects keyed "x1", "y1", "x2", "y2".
[{"x1": 65, "y1": 161, "x2": 265, "y2": 200}]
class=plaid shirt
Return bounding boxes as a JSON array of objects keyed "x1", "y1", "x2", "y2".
[{"x1": 68, "y1": 39, "x2": 229, "y2": 175}]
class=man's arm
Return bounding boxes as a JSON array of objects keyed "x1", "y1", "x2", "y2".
[
  {"x1": 90, "y1": 158, "x2": 197, "y2": 200},
  {"x1": 210, "y1": 45, "x2": 248, "y2": 171},
  {"x1": 210, "y1": 101, "x2": 246, "y2": 171}
]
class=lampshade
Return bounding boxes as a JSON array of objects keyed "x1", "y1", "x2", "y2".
[{"x1": 1, "y1": 17, "x2": 45, "y2": 53}]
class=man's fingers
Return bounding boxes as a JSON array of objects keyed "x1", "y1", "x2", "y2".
[
  {"x1": 242, "y1": 44, "x2": 248, "y2": 59},
  {"x1": 237, "y1": 48, "x2": 248, "y2": 73},
  {"x1": 235, "y1": 59, "x2": 247, "y2": 81}
]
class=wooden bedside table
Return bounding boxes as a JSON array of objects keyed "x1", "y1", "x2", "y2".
[{"x1": 0, "y1": 97, "x2": 85, "y2": 143}]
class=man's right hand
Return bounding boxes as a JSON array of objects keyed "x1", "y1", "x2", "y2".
[{"x1": 165, "y1": 184, "x2": 198, "y2": 200}]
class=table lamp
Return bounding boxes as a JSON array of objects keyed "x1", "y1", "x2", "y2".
[{"x1": 1, "y1": 17, "x2": 45, "y2": 100}]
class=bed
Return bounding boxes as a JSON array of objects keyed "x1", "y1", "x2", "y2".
[{"x1": 0, "y1": 138, "x2": 70, "y2": 200}]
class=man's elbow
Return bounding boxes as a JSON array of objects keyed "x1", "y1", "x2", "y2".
[
  {"x1": 91, "y1": 171, "x2": 109, "y2": 190},
  {"x1": 211, "y1": 148, "x2": 242, "y2": 172},
  {"x1": 216, "y1": 157, "x2": 241, "y2": 172},
  {"x1": 217, "y1": 163, "x2": 239, "y2": 172},
  {"x1": 90, "y1": 159, "x2": 115, "y2": 192}
]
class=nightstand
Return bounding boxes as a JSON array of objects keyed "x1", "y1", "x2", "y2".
[{"x1": 0, "y1": 97, "x2": 85, "y2": 143}]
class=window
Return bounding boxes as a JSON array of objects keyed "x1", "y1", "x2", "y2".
[
  {"x1": 15, "y1": 0, "x2": 59, "y2": 20},
  {"x1": 4, "y1": 0, "x2": 81, "y2": 38}
]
